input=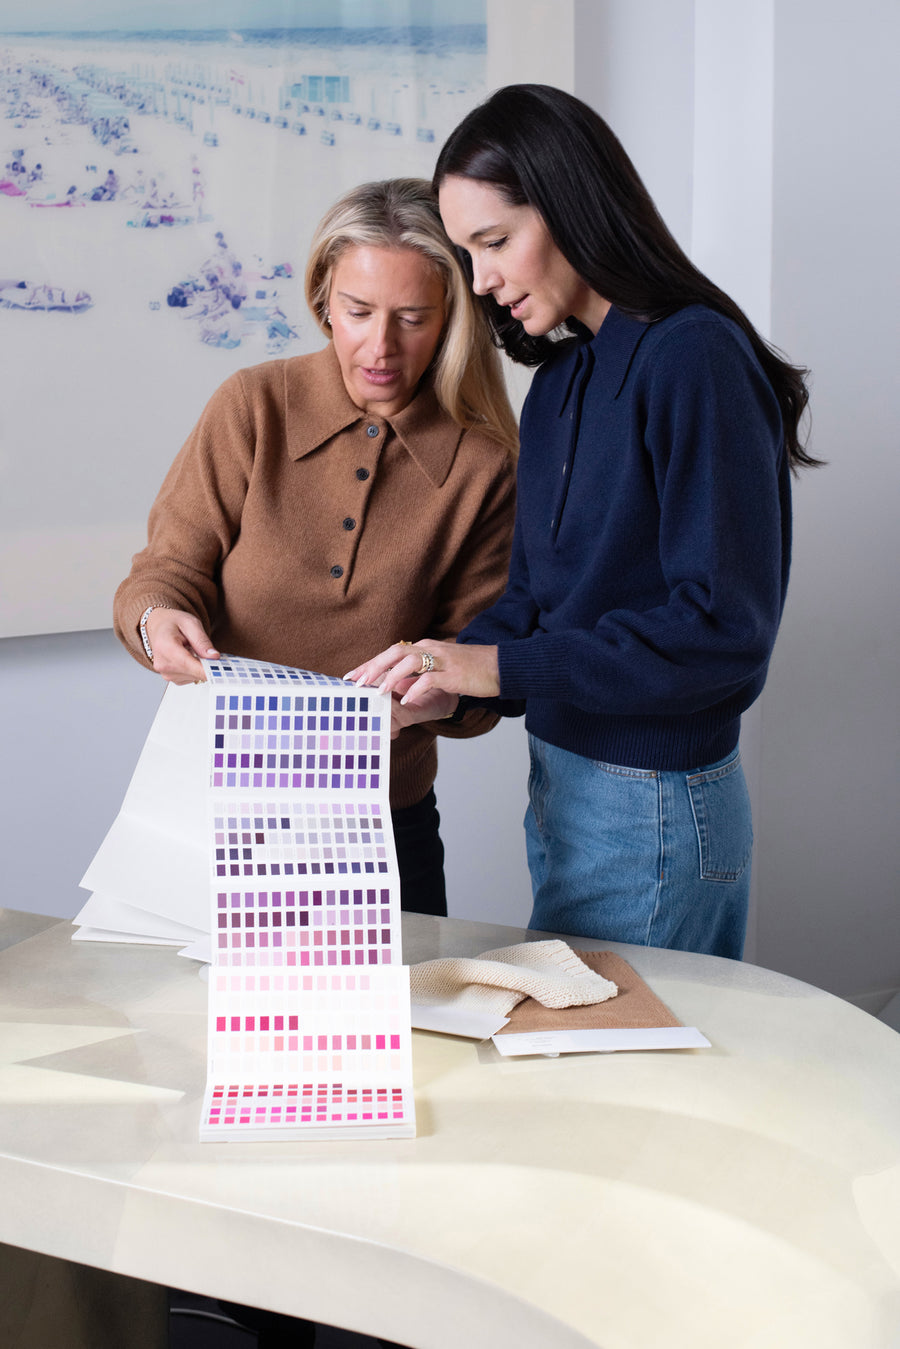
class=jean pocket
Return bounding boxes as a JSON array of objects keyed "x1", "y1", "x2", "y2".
[
  {"x1": 526, "y1": 733, "x2": 549, "y2": 830},
  {"x1": 687, "y1": 754, "x2": 753, "y2": 882}
]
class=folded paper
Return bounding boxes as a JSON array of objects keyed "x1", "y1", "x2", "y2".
[{"x1": 75, "y1": 682, "x2": 208, "y2": 940}]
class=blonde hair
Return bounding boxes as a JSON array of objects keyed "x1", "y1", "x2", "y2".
[{"x1": 305, "y1": 178, "x2": 517, "y2": 455}]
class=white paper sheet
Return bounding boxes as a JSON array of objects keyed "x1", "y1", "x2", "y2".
[
  {"x1": 409, "y1": 1005, "x2": 711, "y2": 1053},
  {"x1": 75, "y1": 682, "x2": 209, "y2": 940},
  {"x1": 410, "y1": 1002, "x2": 510, "y2": 1039},
  {"x1": 73, "y1": 893, "x2": 205, "y2": 943},
  {"x1": 177, "y1": 935, "x2": 213, "y2": 963},
  {"x1": 71, "y1": 925, "x2": 188, "y2": 947},
  {"x1": 491, "y1": 1026, "x2": 712, "y2": 1056}
]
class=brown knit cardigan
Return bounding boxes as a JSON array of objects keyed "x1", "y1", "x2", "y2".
[{"x1": 114, "y1": 344, "x2": 517, "y2": 808}]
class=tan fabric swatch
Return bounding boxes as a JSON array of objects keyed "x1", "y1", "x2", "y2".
[
  {"x1": 495, "y1": 951, "x2": 681, "y2": 1035},
  {"x1": 410, "y1": 940, "x2": 618, "y2": 1017}
]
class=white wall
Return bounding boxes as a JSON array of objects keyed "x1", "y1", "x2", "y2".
[
  {"x1": 572, "y1": 1, "x2": 772, "y2": 965},
  {"x1": 574, "y1": 0, "x2": 695, "y2": 253},
  {"x1": 570, "y1": 0, "x2": 899, "y2": 1005},
  {"x1": 757, "y1": 0, "x2": 900, "y2": 1005},
  {"x1": 0, "y1": 630, "x2": 162, "y2": 918}
]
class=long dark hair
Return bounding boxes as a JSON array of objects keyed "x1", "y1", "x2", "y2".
[{"x1": 434, "y1": 83, "x2": 817, "y2": 472}]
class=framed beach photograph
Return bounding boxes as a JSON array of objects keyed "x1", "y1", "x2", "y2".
[{"x1": 0, "y1": 0, "x2": 487, "y2": 635}]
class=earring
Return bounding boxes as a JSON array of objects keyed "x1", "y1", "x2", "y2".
[{"x1": 324, "y1": 309, "x2": 331, "y2": 326}]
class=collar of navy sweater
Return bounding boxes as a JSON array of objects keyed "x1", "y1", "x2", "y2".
[
  {"x1": 556, "y1": 305, "x2": 650, "y2": 415},
  {"x1": 284, "y1": 342, "x2": 462, "y2": 488}
]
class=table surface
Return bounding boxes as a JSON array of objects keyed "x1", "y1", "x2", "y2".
[{"x1": 1, "y1": 907, "x2": 899, "y2": 1349}]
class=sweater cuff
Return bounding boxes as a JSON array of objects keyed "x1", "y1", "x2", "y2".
[
  {"x1": 117, "y1": 591, "x2": 195, "y2": 667},
  {"x1": 449, "y1": 692, "x2": 525, "y2": 720},
  {"x1": 497, "y1": 634, "x2": 574, "y2": 702}
]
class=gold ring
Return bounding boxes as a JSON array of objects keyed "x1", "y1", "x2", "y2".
[
  {"x1": 398, "y1": 640, "x2": 413, "y2": 646},
  {"x1": 418, "y1": 651, "x2": 435, "y2": 674}
]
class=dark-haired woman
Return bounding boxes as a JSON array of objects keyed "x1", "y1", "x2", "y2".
[{"x1": 349, "y1": 84, "x2": 817, "y2": 960}]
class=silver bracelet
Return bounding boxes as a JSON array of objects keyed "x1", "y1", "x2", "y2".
[{"x1": 139, "y1": 605, "x2": 167, "y2": 663}]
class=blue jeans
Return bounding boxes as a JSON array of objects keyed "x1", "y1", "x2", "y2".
[{"x1": 524, "y1": 734, "x2": 752, "y2": 959}]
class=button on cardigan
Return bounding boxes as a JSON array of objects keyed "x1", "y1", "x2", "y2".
[{"x1": 115, "y1": 344, "x2": 517, "y2": 808}]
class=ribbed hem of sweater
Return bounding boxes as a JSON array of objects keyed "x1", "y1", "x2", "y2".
[
  {"x1": 495, "y1": 631, "x2": 761, "y2": 771},
  {"x1": 523, "y1": 698, "x2": 742, "y2": 773}
]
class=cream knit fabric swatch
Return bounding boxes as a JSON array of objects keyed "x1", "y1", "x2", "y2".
[{"x1": 410, "y1": 941, "x2": 618, "y2": 1017}]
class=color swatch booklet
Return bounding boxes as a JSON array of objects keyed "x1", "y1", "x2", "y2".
[{"x1": 198, "y1": 656, "x2": 415, "y2": 1141}]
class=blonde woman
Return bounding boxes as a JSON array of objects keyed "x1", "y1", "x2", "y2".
[{"x1": 115, "y1": 178, "x2": 517, "y2": 920}]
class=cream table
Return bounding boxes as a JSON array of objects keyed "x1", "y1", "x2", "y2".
[{"x1": 1, "y1": 906, "x2": 899, "y2": 1349}]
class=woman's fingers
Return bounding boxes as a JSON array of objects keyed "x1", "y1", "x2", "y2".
[
  {"x1": 145, "y1": 609, "x2": 220, "y2": 684},
  {"x1": 344, "y1": 641, "x2": 438, "y2": 693},
  {"x1": 388, "y1": 688, "x2": 459, "y2": 737},
  {"x1": 346, "y1": 641, "x2": 500, "y2": 702}
]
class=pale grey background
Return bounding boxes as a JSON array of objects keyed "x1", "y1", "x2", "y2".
[{"x1": 2, "y1": 0, "x2": 897, "y2": 1015}]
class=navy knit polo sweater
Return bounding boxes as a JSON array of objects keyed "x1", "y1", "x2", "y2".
[{"x1": 460, "y1": 304, "x2": 791, "y2": 771}]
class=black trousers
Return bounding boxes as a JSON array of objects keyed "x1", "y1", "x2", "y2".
[
  {"x1": 392, "y1": 787, "x2": 447, "y2": 918},
  {"x1": 217, "y1": 791, "x2": 444, "y2": 1347}
]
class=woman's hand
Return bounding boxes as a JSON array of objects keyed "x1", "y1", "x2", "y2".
[
  {"x1": 388, "y1": 685, "x2": 459, "y2": 738},
  {"x1": 144, "y1": 608, "x2": 220, "y2": 685},
  {"x1": 346, "y1": 639, "x2": 500, "y2": 707}
]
